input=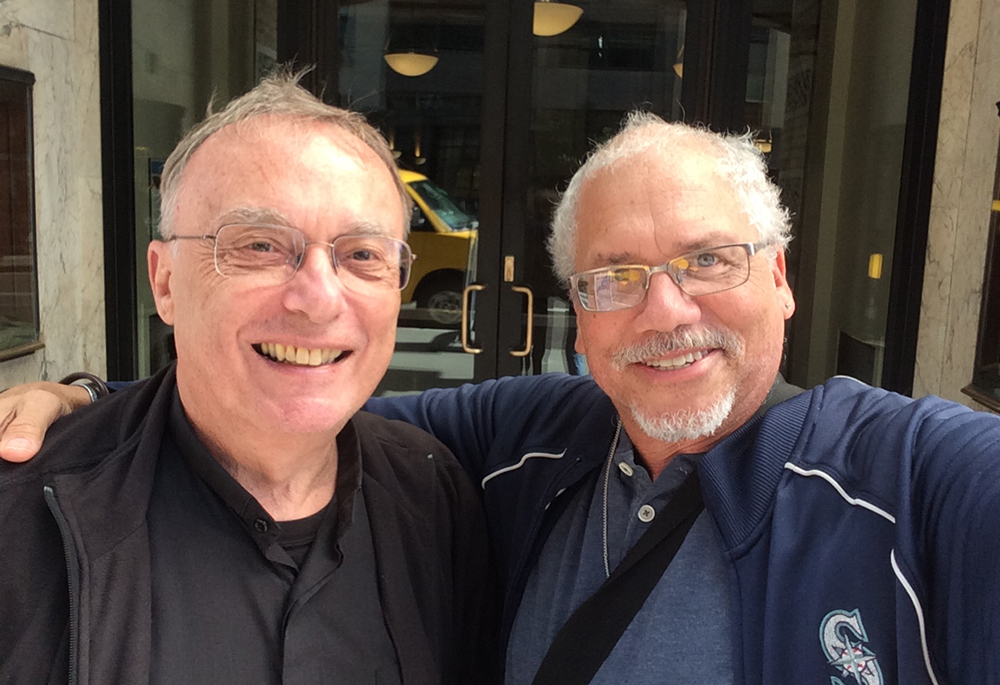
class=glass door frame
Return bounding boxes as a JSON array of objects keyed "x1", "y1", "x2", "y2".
[{"x1": 99, "y1": 0, "x2": 138, "y2": 381}]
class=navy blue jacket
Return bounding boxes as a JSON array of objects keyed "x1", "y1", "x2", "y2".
[{"x1": 367, "y1": 373, "x2": 1000, "y2": 684}]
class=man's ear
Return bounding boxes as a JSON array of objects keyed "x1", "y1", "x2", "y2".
[
  {"x1": 148, "y1": 241, "x2": 177, "y2": 325},
  {"x1": 770, "y1": 248, "x2": 796, "y2": 320}
]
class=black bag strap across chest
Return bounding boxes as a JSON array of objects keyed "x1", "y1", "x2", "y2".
[{"x1": 531, "y1": 378, "x2": 804, "y2": 685}]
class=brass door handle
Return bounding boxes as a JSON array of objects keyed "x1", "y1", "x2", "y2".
[
  {"x1": 461, "y1": 284, "x2": 485, "y2": 354},
  {"x1": 510, "y1": 285, "x2": 533, "y2": 357}
]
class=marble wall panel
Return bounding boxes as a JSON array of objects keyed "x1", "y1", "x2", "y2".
[
  {"x1": 913, "y1": 204, "x2": 958, "y2": 395},
  {"x1": 0, "y1": 0, "x2": 74, "y2": 43},
  {"x1": 914, "y1": 0, "x2": 977, "y2": 400},
  {"x1": 915, "y1": 0, "x2": 1000, "y2": 412},
  {"x1": 0, "y1": 0, "x2": 104, "y2": 386}
]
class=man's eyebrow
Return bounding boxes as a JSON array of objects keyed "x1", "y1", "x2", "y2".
[
  {"x1": 216, "y1": 207, "x2": 292, "y2": 227},
  {"x1": 594, "y1": 252, "x2": 642, "y2": 266},
  {"x1": 673, "y1": 232, "x2": 746, "y2": 253},
  {"x1": 592, "y1": 233, "x2": 747, "y2": 266},
  {"x1": 344, "y1": 220, "x2": 396, "y2": 237}
]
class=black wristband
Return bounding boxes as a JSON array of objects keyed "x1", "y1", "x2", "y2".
[{"x1": 58, "y1": 372, "x2": 110, "y2": 404}]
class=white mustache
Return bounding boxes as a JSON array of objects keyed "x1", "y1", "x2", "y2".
[{"x1": 611, "y1": 327, "x2": 744, "y2": 370}]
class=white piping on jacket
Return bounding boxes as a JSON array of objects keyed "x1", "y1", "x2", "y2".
[
  {"x1": 783, "y1": 462, "x2": 896, "y2": 523},
  {"x1": 891, "y1": 550, "x2": 941, "y2": 685},
  {"x1": 784, "y1": 462, "x2": 940, "y2": 683},
  {"x1": 481, "y1": 450, "x2": 567, "y2": 489}
]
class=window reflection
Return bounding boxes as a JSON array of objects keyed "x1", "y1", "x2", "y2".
[{"x1": 0, "y1": 69, "x2": 39, "y2": 358}]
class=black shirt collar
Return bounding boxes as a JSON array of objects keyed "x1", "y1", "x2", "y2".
[{"x1": 166, "y1": 389, "x2": 364, "y2": 557}]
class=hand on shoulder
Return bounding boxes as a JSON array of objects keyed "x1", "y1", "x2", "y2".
[{"x1": 0, "y1": 381, "x2": 92, "y2": 462}]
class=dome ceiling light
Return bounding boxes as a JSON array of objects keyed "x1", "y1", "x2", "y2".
[
  {"x1": 384, "y1": 51, "x2": 439, "y2": 77},
  {"x1": 533, "y1": 0, "x2": 583, "y2": 37}
]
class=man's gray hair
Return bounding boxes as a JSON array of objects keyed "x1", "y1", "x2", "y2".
[
  {"x1": 158, "y1": 69, "x2": 412, "y2": 238},
  {"x1": 547, "y1": 111, "x2": 792, "y2": 285}
]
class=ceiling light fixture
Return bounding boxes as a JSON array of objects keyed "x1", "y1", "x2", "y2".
[
  {"x1": 384, "y1": 51, "x2": 439, "y2": 77},
  {"x1": 533, "y1": 0, "x2": 583, "y2": 37}
]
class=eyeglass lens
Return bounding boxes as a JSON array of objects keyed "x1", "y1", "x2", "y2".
[
  {"x1": 574, "y1": 244, "x2": 753, "y2": 311},
  {"x1": 213, "y1": 224, "x2": 411, "y2": 293}
]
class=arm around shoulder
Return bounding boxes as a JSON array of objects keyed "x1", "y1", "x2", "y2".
[{"x1": 0, "y1": 381, "x2": 93, "y2": 462}]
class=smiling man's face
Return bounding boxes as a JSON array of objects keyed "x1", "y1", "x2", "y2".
[
  {"x1": 148, "y1": 116, "x2": 404, "y2": 446},
  {"x1": 572, "y1": 143, "x2": 795, "y2": 453}
]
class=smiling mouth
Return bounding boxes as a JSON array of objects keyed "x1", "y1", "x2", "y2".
[
  {"x1": 642, "y1": 349, "x2": 710, "y2": 370},
  {"x1": 253, "y1": 342, "x2": 349, "y2": 367}
]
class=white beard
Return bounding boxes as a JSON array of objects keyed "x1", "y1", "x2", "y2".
[{"x1": 628, "y1": 387, "x2": 736, "y2": 444}]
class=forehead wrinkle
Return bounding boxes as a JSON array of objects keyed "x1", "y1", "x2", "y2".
[
  {"x1": 212, "y1": 205, "x2": 396, "y2": 242},
  {"x1": 216, "y1": 206, "x2": 292, "y2": 227}
]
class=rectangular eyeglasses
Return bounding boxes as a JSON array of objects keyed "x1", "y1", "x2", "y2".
[
  {"x1": 168, "y1": 224, "x2": 415, "y2": 296},
  {"x1": 570, "y1": 242, "x2": 769, "y2": 312}
]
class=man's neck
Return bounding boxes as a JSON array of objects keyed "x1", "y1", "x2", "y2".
[
  {"x1": 207, "y1": 438, "x2": 339, "y2": 521},
  {"x1": 179, "y1": 400, "x2": 343, "y2": 521}
]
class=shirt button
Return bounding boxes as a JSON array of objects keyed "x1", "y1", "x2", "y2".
[
  {"x1": 254, "y1": 518, "x2": 269, "y2": 533},
  {"x1": 618, "y1": 462, "x2": 634, "y2": 477},
  {"x1": 637, "y1": 505, "x2": 656, "y2": 523}
]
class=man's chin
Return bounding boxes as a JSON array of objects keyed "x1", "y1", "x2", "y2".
[
  {"x1": 263, "y1": 396, "x2": 360, "y2": 436},
  {"x1": 629, "y1": 389, "x2": 737, "y2": 444}
]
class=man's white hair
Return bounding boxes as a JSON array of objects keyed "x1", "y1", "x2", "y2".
[{"x1": 547, "y1": 111, "x2": 792, "y2": 285}]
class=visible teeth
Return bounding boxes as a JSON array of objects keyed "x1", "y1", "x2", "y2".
[
  {"x1": 256, "y1": 343, "x2": 343, "y2": 366},
  {"x1": 646, "y1": 350, "x2": 707, "y2": 369}
]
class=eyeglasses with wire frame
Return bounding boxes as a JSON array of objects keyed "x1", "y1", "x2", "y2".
[
  {"x1": 570, "y1": 241, "x2": 770, "y2": 312},
  {"x1": 167, "y1": 224, "x2": 416, "y2": 295}
]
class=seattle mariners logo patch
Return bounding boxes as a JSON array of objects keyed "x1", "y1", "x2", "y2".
[{"x1": 819, "y1": 609, "x2": 884, "y2": 685}]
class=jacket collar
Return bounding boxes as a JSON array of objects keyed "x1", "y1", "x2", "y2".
[
  {"x1": 49, "y1": 364, "x2": 177, "y2": 562},
  {"x1": 696, "y1": 388, "x2": 814, "y2": 555}
]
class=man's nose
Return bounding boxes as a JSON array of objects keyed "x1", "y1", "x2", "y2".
[
  {"x1": 281, "y1": 244, "x2": 347, "y2": 321},
  {"x1": 633, "y1": 270, "x2": 702, "y2": 331}
]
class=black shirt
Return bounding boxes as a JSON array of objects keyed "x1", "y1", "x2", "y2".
[{"x1": 146, "y1": 391, "x2": 401, "y2": 684}]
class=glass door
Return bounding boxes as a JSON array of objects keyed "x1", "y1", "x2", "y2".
[
  {"x1": 352, "y1": 0, "x2": 695, "y2": 390},
  {"x1": 335, "y1": 0, "x2": 504, "y2": 395},
  {"x1": 495, "y1": 0, "x2": 691, "y2": 378}
]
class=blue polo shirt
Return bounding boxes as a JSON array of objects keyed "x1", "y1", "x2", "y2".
[{"x1": 506, "y1": 430, "x2": 733, "y2": 684}]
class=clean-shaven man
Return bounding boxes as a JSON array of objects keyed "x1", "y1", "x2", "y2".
[{"x1": 0, "y1": 74, "x2": 495, "y2": 685}]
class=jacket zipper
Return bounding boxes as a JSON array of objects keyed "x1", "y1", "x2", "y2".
[{"x1": 44, "y1": 485, "x2": 81, "y2": 685}]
